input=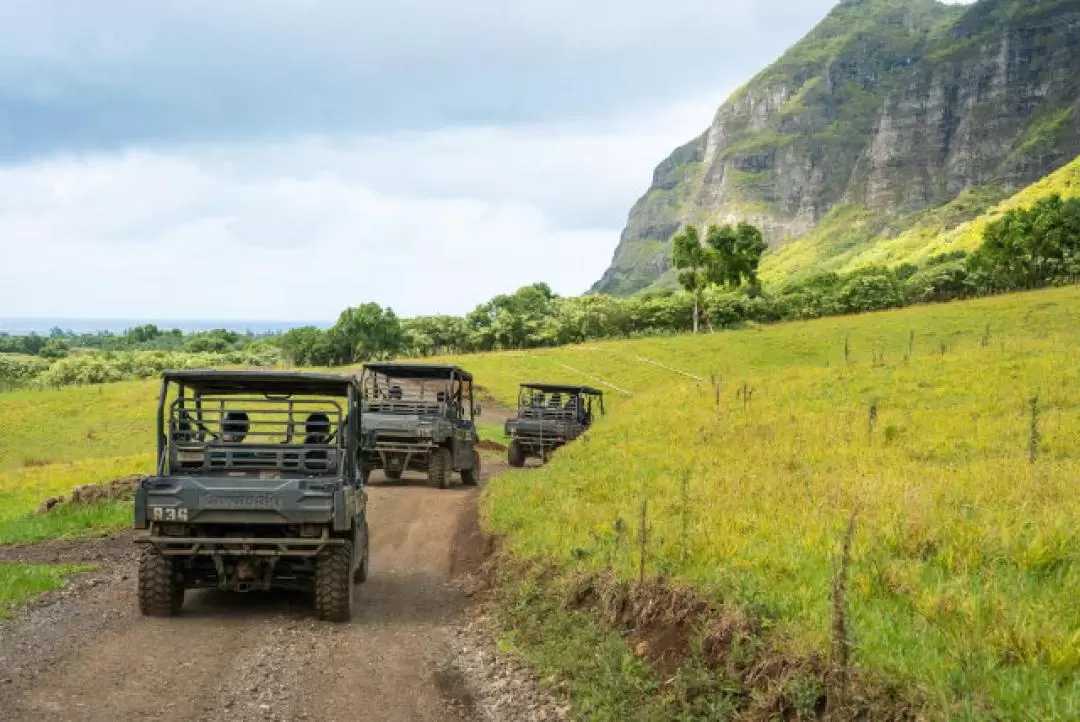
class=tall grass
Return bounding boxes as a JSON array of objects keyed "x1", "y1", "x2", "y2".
[{"x1": 449, "y1": 286, "x2": 1080, "y2": 719}]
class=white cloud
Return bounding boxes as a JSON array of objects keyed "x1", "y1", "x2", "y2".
[{"x1": 0, "y1": 94, "x2": 720, "y2": 322}]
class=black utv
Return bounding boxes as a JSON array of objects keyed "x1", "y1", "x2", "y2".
[
  {"x1": 504, "y1": 382, "x2": 604, "y2": 467},
  {"x1": 132, "y1": 370, "x2": 370, "y2": 622},
  {"x1": 359, "y1": 362, "x2": 481, "y2": 488}
]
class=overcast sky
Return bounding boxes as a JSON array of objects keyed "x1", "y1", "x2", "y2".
[{"x1": 1, "y1": 0, "x2": 950, "y2": 324}]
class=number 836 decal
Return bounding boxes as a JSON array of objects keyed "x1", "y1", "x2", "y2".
[{"x1": 151, "y1": 506, "x2": 189, "y2": 521}]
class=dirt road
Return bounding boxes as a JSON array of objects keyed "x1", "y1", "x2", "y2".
[{"x1": 0, "y1": 464, "x2": 502, "y2": 722}]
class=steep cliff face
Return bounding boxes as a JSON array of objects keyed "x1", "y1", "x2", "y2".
[{"x1": 593, "y1": 0, "x2": 1080, "y2": 294}]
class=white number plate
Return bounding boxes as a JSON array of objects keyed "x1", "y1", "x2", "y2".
[{"x1": 151, "y1": 506, "x2": 189, "y2": 522}]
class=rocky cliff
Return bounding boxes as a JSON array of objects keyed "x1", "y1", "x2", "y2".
[{"x1": 593, "y1": 0, "x2": 1080, "y2": 295}]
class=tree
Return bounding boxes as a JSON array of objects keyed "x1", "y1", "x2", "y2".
[
  {"x1": 671, "y1": 225, "x2": 713, "y2": 333},
  {"x1": 328, "y1": 303, "x2": 404, "y2": 364},
  {"x1": 706, "y1": 222, "x2": 768, "y2": 291},
  {"x1": 39, "y1": 338, "x2": 71, "y2": 359},
  {"x1": 278, "y1": 326, "x2": 333, "y2": 366},
  {"x1": 969, "y1": 194, "x2": 1080, "y2": 292}
]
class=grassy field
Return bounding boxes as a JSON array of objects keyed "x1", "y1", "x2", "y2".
[
  {"x1": 1, "y1": 286, "x2": 1077, "y2": 717},
  {"x1": 428, "y1": 286, "x2": 1080, "y2": 720}
]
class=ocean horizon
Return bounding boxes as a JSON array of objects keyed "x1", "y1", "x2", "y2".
[{"x1": 0, "y1": 317, "x2": 332, "y2": 335}]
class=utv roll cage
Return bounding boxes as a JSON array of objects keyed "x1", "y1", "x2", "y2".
[
  {"x1": 359, "y1": 362, "x2": 477, "y2": 419},
  {"x1": 515, "y1": 382, "x2": 604, "y2": 424},
  {"x1": 155, "y1": 369, "x2": 362, "y2": 480}
]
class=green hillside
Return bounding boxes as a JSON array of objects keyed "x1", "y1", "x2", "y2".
[{"x1": 764, "y1": 153, "x2": 1080, "y2": 280}]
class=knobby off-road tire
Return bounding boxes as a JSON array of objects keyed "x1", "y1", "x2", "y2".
[
  {"x1": 427, "y1": 447, "x2": 452, "y2": 489},
  {"x1": 507, "y1": 440, "x2": 526, "y2": 468},
  {"x1": 460, "y1": 450, "x2": 481, "y2": 486},
  {"x1": 315, "y1": 541, "x2": 354, "y2": 622},
  {"x1": 353, "y1": 519, "x2": 370, "y2": 584},
  {"x1": 137, "y1": 546, "x2": 184, "y2": 617}
]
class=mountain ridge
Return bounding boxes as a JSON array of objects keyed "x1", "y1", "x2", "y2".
[{"x1": 593, "y1": 0, "x2": 1080, "y2": 294}]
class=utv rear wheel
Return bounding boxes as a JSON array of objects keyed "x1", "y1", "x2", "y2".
[
  {"x1": 137, "y1": 546, "x2": 183, "y2": 617},
  {"x1": 315, "y1": 541, "x2": 354, "y2": 622},
  {"x1": 460, "y1": 450, "x2": 480, "y2": 486},
  {"x1": 427, "y1": 448, "x2": 452, "y2": 489},
  {"x1": 507, "y1": 440, "x2": 525, "y2": 468}
]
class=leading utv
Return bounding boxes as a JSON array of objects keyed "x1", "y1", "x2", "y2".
[
  {"x1": 132, "y1": 370, "x2": 370, "y2": 622},
  {"x1": 504, "y1": 382, "x2": 604, "y2": 467}
]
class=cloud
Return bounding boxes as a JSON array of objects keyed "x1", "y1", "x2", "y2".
[
  {"x1": 0, "y1": 0, "x2": 982, "y2": 326},
  {"x1": 0, "y1": 93, "x2": 719, "y2": 322},
  {"x1": 0, "y1": 0, "x2": 843, "y2": 160}
]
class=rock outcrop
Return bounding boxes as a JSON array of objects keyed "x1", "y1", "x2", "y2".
[{"x1": 593, "y1": 0, "x2": 1080, "y2": 295}]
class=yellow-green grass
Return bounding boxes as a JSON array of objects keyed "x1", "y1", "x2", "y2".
[
  {"x1": 0, "y1": 454, "x2": 152, "y2": 545},
  {"x1": 0, "y1": 563, "x2": 96, "y2": 617},
  {"x1": 0, "y1": 379, "x2": 158, "y2": 471},
  {"x1": 425, "y1": 287, "x2": 1080, "y2": 719}
]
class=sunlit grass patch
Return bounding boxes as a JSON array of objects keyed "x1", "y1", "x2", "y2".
[
  {"x1": 0, "y1": 454, "x2": 151, "y2": 545},
  {"x1": 0, "y1": 563, "x2": 96, "y2": 617},
  {"x1": 0, "y1": 379, "x2": 157, "y2": 471}
]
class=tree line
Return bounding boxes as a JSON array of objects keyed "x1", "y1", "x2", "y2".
[{"x1": 3, "y1": 194, "x2": 1078, "y2": 383}]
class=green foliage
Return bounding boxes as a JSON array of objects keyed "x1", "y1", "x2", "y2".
[
  {"x1": 969, "y1": 194, "x2": 1080, "y2": 292},
  {"x1": 706, "y1": 222, "x2": 768, "y2": 289},
  {"x1": 38, "y1": 339, "x2": 70, "y2": 359},
  {"x1": 278, "y1": 325, "x2": 334, "y2": 366},
  {"x1": 36, "y1": 347, "x2": 280, "y2": 389},
  {"x1": 326, "y1": 303, "x2": 404, "y2": 364}
]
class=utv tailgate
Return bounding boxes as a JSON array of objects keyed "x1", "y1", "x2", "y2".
[{"x1": 134, "y1": 475, "x2": 342, "y2": 527}]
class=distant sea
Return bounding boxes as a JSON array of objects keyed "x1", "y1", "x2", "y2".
[{"x1": 0, "y1": 318, "x2": 332, "y2": 335}]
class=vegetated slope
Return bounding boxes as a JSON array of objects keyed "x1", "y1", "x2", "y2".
[
  {"x1": 450, "y1": 286, "x2": 1078, "y2": 719},
  {"x1": 835, "y1": 151, "x2": 1080, "y2": 270},
  {"x1": 593, "y1": 0, "x2": 1080, "y2": 294}
]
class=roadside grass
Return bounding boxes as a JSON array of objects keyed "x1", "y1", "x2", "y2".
[
  {"x1": 0, "y1": 563, "x2": 96, "y2": 617},
  {"x1": 446, "y1": 287, "x2": 1080, "y2": 719},
  {"x1": 475, "y1": 421, "x2": 507, "y2": 446},
  {"x1": 0, "y1": 454, "x2": 152, "y2": 545}
]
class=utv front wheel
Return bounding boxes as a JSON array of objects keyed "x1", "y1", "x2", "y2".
[
  {"x1": 353, "y1": 520, "x2": 370, "y2": 584},
  {"x1": 507, "y1": 440, "x2": 525, "y2": 468},
  {"x1": 137, "y1": 546, "x2": 183, "y2": 617},
  {"x1": 315, "y1": 541, "x2": 354, "y2": 622},
  {"x1": 427, "y1": 448, "x2": 452, "y2": 489},
  {"x1": 460, "y1": 450, "x2": 480, "y2": 486}
]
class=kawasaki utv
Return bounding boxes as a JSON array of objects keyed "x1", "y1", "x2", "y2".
[
  {"x1": 132, "y1": 370, "x2": 370, "y2": 622},
  {"x1": 359, "y1": 362, "x2": 481, "y2": 489},
  {"x1": 504, "y1": 382, "x2": 604, "y2": 467}
]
